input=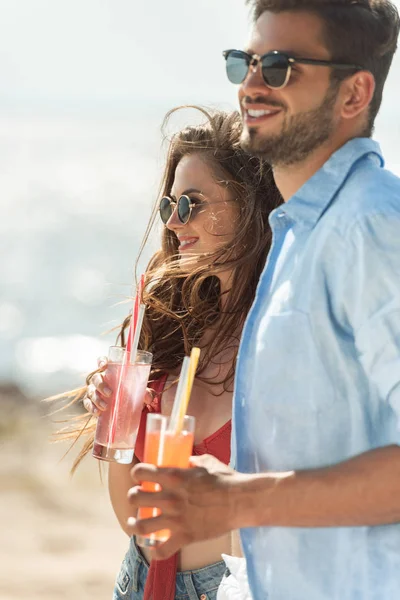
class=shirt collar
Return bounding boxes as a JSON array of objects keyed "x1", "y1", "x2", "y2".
[{"x1": 271, "y1": 138, "x2": 384, "y2": 229}]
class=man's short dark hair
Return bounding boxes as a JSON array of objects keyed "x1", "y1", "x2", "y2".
[{"x1": 246, "y1": 0, "x2": 400, "y2": 134}]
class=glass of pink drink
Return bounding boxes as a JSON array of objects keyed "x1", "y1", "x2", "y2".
[{"x1": 92, "y1": 346, "x2": 152, "y2": 464}]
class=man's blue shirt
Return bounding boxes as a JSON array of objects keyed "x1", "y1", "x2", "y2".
[{"x1": 233, "y1": 138, "x2": 400, "y2": 599}]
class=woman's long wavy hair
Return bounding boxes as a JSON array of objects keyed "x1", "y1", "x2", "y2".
[{"x1": 54, "y1": 106, "x2": 281, "y2": 471}]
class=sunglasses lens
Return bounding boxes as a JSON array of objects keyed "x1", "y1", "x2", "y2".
[
  {"x1": 159, "y1": 197, "x2": 172, "y2": 224},
  {"x1": 177, "y1": 196, "x2": 191, "y2": 223},
  {"x1": 261, "y1": 53, "x2": 289, "y2": 88},
  {"x1": 225, "y1": 51, "x2": 249, "y2": 84}
]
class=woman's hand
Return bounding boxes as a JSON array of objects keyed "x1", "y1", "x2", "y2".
[
  {"x1": 83, "y1": 356, "x2": 155, "y2": 415},
  {"x1": 83, "y1": 357, "x2": 112, "y2": 414}
]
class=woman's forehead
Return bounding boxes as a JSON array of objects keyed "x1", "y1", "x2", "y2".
[{"x1": 170, "y1": 154, "x2": 226, "y2": 198}]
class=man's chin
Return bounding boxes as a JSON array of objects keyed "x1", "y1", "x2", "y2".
[{"x1": 240, "y1": 128, "x2": 277, "y2": 158}]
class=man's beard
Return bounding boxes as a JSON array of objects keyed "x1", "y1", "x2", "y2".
[{"x1": 240, "y1": 82, "x2": 339, "y2": 167}]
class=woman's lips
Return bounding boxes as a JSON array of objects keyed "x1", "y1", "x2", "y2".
[{"x1": 179, "y1": 237, "x2": 199, "y2": 252}]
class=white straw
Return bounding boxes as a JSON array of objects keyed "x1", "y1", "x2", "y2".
[
  {"x1": 156, "y1": 416, "x2": 168, "y2": 465},
  {"x1": 129, "y1": 304, "x2": 145, "y2": 363},
  {"x1": 152, "y1": 415, "x2": 168, "y2": 520},
  {"x1": 168, "y1": 357, "x2": 190, "y2": 433}
]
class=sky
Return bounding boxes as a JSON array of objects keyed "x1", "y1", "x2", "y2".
[
  {"x1": 0, "y1": 1, "x2": 399, "y2": 130},
  {"x1": 0, "y1": 0, "x2": 250, "y2": 115}
]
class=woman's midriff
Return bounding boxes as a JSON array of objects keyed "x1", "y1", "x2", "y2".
[
  {"x1": 231, "y1": 530, "x2": 244, "y2": 558},
  {"x1": 141, "y1": 532, "x2": 231, "y2": 570}
]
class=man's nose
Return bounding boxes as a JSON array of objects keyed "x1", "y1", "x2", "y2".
[{"x1": 240, "y1": 60, "x2": 271, "y2": 97}]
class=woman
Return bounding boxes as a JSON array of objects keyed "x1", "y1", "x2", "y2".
[{"x1": 71, "y1": 106, "x2": 280, "y2": 600}]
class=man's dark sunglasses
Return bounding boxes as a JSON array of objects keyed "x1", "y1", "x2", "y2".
[
  {"x1": 223, "y1": 49, "x2": 363, "y2": 89},
  {"x1": 159, "y1": 195, "x2": 197, "y2": 225}
]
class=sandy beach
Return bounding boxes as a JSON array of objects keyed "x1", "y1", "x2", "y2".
[{"x1": 0, "y1": 388, "x2": 127, "y2": 600}]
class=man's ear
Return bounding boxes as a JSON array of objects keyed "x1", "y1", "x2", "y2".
[{"x1": 340, "y1": 71, "x2": 375, "y2": 121}]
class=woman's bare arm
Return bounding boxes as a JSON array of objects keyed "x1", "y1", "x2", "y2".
[{"x1": 108, "y1": 457, "x2": 140, "y2": 536}]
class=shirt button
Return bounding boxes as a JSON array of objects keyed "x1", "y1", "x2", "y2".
[
  {"x1": 276, "y1": 211, "x2": 290, "y2": 224},
  {"x1": 200, "y1": 595, "x2": 207, "y2": 600}
]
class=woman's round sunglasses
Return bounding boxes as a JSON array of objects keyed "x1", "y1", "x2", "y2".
[
  {"x1": 223, "y1": 49, "x2": 362, "y2": 89},
  {"x1": 159, "y1": 195, "x2": 197, "y2": 225}
]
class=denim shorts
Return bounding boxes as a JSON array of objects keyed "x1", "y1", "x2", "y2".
[{"x1": 113, "y1": 536, "x2": 226, "y2": 600}]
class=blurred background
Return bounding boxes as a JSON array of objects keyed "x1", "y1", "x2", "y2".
[{"x1": 1, "y1": 1, "x2": 399, "y2": 598}]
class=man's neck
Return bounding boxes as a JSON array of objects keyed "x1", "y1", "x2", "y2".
[{"x1": 273, "y1": 138, "x2": 349, "y2": 203}]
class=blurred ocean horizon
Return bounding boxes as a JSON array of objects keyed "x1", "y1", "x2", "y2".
[
  {"x1": 2, "y1": 105, "x2": 400, "y2": 399},
  {"x1": 0, "y1": 0, "x2": 249, "y2": 398},
  {"x1": 1, "y1": 109, "x2": 167, "y2": 397},
  {"x1": 2, "y1": 0, "x2": 400, "y2": 398}
]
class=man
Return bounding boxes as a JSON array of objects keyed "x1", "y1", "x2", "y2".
[{"x1": 128, "y1": 1, "x2": 400, "y2": 598}]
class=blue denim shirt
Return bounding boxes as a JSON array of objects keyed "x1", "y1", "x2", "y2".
[{"x1": 233, "y1": 138, "x2": 400, "y2": 600}]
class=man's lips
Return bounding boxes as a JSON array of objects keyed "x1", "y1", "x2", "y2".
[{"x1": 242, "y1": 104, "x2": 283, "y2": 125}]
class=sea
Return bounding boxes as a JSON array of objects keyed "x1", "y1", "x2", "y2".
[{"x1": 1, "y1": 0, "x2": 400, "y2": 399}]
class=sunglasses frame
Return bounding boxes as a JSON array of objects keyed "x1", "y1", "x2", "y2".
[
  {"x1": 159, "y1": 194, "x2": 198, "y2": 225},
  {"x1": 223, "y1": 49, "x2": 363, "y2": 89}
]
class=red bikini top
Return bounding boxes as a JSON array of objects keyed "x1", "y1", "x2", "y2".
[
  {"x1": 135, "y1": 373, "x2": 231, "y2": 464},
  {"x1": 134, "y1": 373, "x2": 232, "y2": 600}
]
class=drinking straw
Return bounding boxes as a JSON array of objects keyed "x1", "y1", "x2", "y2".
[
  {"x1": 128, "y1": 303, "x2": 145, "y2": 364},
  {"x1": 168, "y1": 357, "x2": 191, "y2": 434},
  {"x1": 156, "y1": 415, "x2": 168, "y2": 465},
  {"x1": 144, "y1": 414, "x2": 169, "y2": 525},
  {"x1": 169, "y1": 347, "x2": 200, "y2": 434},
  {"x1": 107, "y1": 275, "x2": 145, "y2": 446},
  {"x1": 126, "y1": 274, "x2": 145, "y2": 356},
  {"x1": 179, "y1": 346, "x2": 200, "y2": 422}
]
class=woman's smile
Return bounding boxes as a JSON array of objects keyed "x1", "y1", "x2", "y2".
[{"x1": 177, "y1": 236, "x2": 199, "y2": 252}]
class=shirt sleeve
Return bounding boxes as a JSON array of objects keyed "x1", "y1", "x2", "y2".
[{"x1": 340, "y1": 212, "x2": 400, "y2": 422}]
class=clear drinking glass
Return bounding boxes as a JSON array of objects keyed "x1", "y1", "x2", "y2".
[
  {"x1": 136, "y1": 413, "x2": 195, "y2": 547},
  {"x1": 92, "y1": 346, "x2": 152, "y2": 464}
]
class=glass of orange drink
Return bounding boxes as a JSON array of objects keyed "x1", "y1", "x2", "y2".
[{"x1": 136, "y1": 413, "x2": 195, "y2": 547}]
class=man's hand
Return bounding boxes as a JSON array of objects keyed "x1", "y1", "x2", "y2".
[
  {"x1": 126, "y1": 445, "x2": 400, "y2": 560},
  {"x1": 127, "y1": 454, "x2": 244, "y2": 560}
]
